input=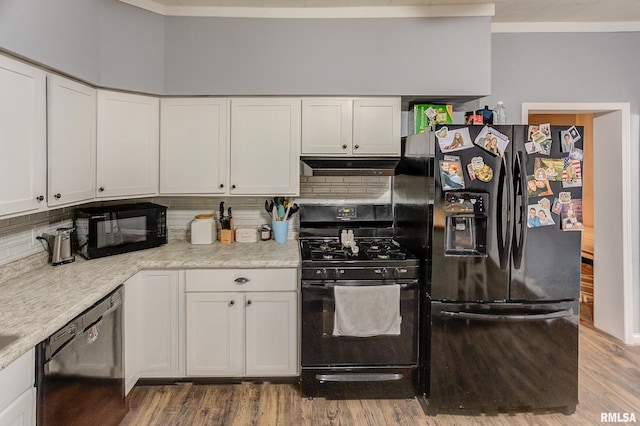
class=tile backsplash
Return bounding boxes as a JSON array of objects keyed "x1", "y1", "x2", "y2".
[{"x1": 0, "y1": 176, "x2": 391, "y2": 268}]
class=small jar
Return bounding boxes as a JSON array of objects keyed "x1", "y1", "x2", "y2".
[
  {"x1": 191, "y1": 214, "x2": 216, "y2": 245},
  {"x1": 259, "y1": 224, "x2": 271, "y2": 241}
]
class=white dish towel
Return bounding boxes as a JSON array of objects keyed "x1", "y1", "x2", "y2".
[{"x1": 333, "y1": 284, "x2": 402, "y2": 337}]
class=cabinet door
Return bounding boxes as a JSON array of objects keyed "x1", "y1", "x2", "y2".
[
  {"x1": 97, "y1": 90, "x2": 159, "y2": 198},
  {"x1": 230, "y1": 98, "x2": 300, "y2": 195},
  {"x1": 186, "y1": 292, "x2": 244, "y2": 377},
  {"x1": 0, "y1": 387, "x2": 35, "y2": 426},
  {"x1": 160, "y1": 98, "x2": 229, "y2": 194},
  {"x1": 136, "y1": 270, "x2": 184, "y2": 378},
  {"x1": 352, "y1": 97, "x2": 401, "y2": 156},
  {"x1": 0, "y1": 55, "x2": 46, "y2": 217},
  {"x1": 245, "y1": 292, "x2": 298, "y2": 377},
  {"x1": 301, "y1": 98, "x2": 352, "y2": 155},
  {"x1": 47, "y1": 75, "x2": 96, "y2": 207}
]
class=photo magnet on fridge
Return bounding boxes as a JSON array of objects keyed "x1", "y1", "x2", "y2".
[
  {"x1": 474, "y1": 125, "x2": 510, "y2": 157},
  {"x1": 527, "y1": 175, "x2": 554, "y2": 197},
  {"x1": 534, "y1": 158, "x2": 564, "y2": 181},
  {"x1": 539, "y1": 123, "x2": 551, "y2": 139},
  {"x1": 568, "y1": 125, "x2": 582, "y2": 142},
  {"x1": 440, "y1": 155, "x2": 465, "y2": 191},
  {"x1": 561, "y1": 130, "x2": 574, "y2": 153},
  {"x1": 562, "y1": 157, "x2": 583, "y2": 187},
  {"x1": 527, "y1": 125, "x2": 539, "y2": 141},
  {"x1": 437, "y1": 127, "x2": 472, "y2": 153},
  {"x1": 527, "y1": 204, "x2": 555, "y2": 228},
  {"x1": 552, "y1": 198, "x2": 562, "y2": 215},
  {"x1": 561, "y1": 200, "x2": 584, "y2": 231}
]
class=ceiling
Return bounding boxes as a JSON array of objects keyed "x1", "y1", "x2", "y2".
[{"x1": 120, "y1": 0, "x2": 640, "y2": 23}]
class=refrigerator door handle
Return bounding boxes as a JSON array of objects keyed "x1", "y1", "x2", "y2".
[
  {"x1": 513, "y1": 151, "x2": 527, "y2": 269},
  {"x1": 441, "y1": 308, "x2": 574, "y2": 322},
  {"x1": 497, "y1": 152, "x2": 511, "y2": 270}
]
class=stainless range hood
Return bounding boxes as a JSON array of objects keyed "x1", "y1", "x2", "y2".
[{"x1": 300, "y1": 157, "x2": 399, "y2": 176}]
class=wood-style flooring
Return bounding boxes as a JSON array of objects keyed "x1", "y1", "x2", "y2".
[{"x1": 121, "y1": 304, "x2": 640, "y2": 425}]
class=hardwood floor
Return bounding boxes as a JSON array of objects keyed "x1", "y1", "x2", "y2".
[{"x1": 121, "y1": 304, "x2": 640, "y2": 425}]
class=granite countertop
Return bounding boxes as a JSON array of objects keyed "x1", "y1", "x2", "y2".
[{"x1": 0, "y1": 239, "x2": 300, "y2": 371}]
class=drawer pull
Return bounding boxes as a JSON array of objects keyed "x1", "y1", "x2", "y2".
[
  {"x1": 234, "y1": 277, "x2": 250, "y2": 284},
  {"x1": 229, "y1": 300, "x2": 235, "y2": 306}
]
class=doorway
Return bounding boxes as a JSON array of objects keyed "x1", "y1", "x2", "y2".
[{"x1": 522, "y1": 103, "x2": 639, "y2": 346}]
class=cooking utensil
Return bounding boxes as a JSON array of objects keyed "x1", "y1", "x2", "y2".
[{"x1": 265, "y1": 200, "x2": 273, "y2": 218}]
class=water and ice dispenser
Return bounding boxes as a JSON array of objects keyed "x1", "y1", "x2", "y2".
[{"x1": 444, "y1": 192, "x2": 488, "y2": 256}]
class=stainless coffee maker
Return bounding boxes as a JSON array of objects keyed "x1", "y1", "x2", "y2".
[{"x1": 37, "y1": 227, "x2": 75, "y2": 266}]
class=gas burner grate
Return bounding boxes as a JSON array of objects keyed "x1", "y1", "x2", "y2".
[{"x1": 311, "y1": 250, "x2": 348, "y2": 261}]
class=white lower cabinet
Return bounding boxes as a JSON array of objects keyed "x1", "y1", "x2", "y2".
[
  {"x1": 124, "y1": 270, "x2": 184, "y2": 394},
  {"x1": 0, "y1": 349, "x2": 35, "y2": 426},
  {"x1": 185, "y1": 269, "x2": 298, "y2": 377}
]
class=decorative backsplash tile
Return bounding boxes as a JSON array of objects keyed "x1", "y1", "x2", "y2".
[{"x1": 0, "y1": 176, "x2": 391, "y2": 268}]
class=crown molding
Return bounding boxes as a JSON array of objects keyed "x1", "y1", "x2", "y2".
[
  {"x1": 492, "y1": 21, "x2": 640, "y2": 33},
  {"x1": 119, "y1": 0, "x2": 494, "y2": 19}
]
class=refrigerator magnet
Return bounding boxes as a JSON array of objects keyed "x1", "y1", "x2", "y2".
[
  {"x1": 527, "y1": 175, "x2": 554, "y2": 197},
  {"x1": 552, "y1": 198, "x2": 562, "y2": 215},
  {"x1": 562, "y1": 158, "x2": 583, "y2": 188},
  {"x1": 561, "y1": 130, "x2": 574, "y2": 153},
  {"x1": 561, "y1": 200, "x2": 584, "y2": 231},
  {"x1": 527, "y1": 204, "x2": 556, "y2": 228},
  {"x1": 474, "y1": 125, "x2": 509, "y2": 157},
  {"x1": 538, "y1": 197, "x2": 551, "y2": 211},
  {"x1": 559, "y1": 191, "x2": 572, "y2": 203},
  {"x1": 527, "y1": 125, "x2": 539, "y2": 141},
  {"x1": 539, "y1": 123, "x2": 551, "y2": 139},
  {"x1": 569, "y1": 146, "x2": 584, "y2": 161},
  {"x1": 466, "y1": 163, "x2": 477, "y2": 180},
  {"x1": 525, "y1": 141, "x2": 541, "y2": 154},
  {"x1": 440, "y1": 156, "x2": 465, "y2": 191},
  {"x1": 568, "y1": 126, "x2": 582, "y2": 142},
  {"x1": 438, "y1": 127, "x2": 472, "y2": 153},
  {"x1": 534, "y1": 158, "x2": 563, "y2": 181}
]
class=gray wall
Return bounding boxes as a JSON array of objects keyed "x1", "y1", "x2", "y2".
[
  {"x1": 163, "y1": 16, "x2": 491, "y2": 96},
  {"x1": 0, "y1": 0, "x2": 164, "y2": 93},
  {"x1": 0, "y1": 1, "x2": 490, "y2": 97},
  {"x1": 483, "y1": 32, "x2": 640, "y2": 119}
]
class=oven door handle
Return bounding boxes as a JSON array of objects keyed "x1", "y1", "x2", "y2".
[
  {"x1": 440, "y1": 308, "x2": 574, "y2": 322},
  {"x1": 302, "y1": 280, "x2": 419, "y2": 290}
]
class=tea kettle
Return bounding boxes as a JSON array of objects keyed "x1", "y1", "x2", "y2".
[{"x1": 37, "y1": 227, "x2": 75, "y2": 266}]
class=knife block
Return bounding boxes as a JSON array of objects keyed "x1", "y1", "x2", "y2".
[{"x1": 219, "y1": 218, "x2": 235, "y2": 244}]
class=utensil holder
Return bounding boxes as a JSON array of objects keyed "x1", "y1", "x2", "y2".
[{"x1": 272, "y1": 220, "x2": 289, "y2": 243}]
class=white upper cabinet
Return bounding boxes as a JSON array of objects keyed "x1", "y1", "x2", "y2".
[
  {"x1": 352, "y1": 97, "x2": 401, "y2": 156},
  {"x1": 160, "y1": 98, "x2": 229, "y2": 195},
  {"x1": 229, "y1": 98, "x2": 300, "y2": 195},
  {"x1": 301, "y1": 97, "x2": 401, "y2": 156},
  {"x1": 301, "y1": 98, "x2": 353, "y2": 155},
  {"x1": 47, "y1": 75, "x2": 96, "y2": 207},
  {"x1": 96, "y1": 90, "x2": 159, "y2": 199},
  {"x1": 0, "y1": 55, "x2": 47, "y2": 218}
]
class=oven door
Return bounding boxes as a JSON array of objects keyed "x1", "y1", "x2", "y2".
[{"x1": 301, "y1": 279, "x2": 419, "y2": 366}]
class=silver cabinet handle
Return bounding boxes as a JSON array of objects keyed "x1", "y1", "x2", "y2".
[
  {"x1": 246, "y1": 300, "x2": 252, "y2": 306},
  {"x1": 54, "y1": 193, "x2": 62, "y2": 199},
  {"x1": 36, "y1": 195, "x2": 44, "y2": 202},
  {"x1": 229, "y1": 300, "x2": 235, "y2": 306},
  {"x1": 234, "y1": 277, "x2": 250, "y2": 284},
  {"x1": 98, "y1": 187, "x2": 105, "y2": 192}
]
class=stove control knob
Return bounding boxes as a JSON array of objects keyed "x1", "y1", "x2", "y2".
[
  {"x1": 380, "y1": 267, "x2": 388, "y2": 279},
  {"x1": 334, "y1": 268, "x2": 342, "y2": 279},
  {"x1": 319, "y1": 268, "x2": 329, "y2": 280}
]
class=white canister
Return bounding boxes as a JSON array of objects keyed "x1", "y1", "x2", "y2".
[{"x1": 190, "y1": 214, "x2": 216, "y2": 244}]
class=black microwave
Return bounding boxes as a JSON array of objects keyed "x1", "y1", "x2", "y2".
[{"x1": 74, "y1": 202, "x2": 167, "y2": 259}]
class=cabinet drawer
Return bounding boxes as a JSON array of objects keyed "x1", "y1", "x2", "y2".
[
  {"x1": 186, "y1": 269, "x2": 297, "y2": 292},
  {"x1": 0, "y1": 349, "x2": 34, "y2": 413}
]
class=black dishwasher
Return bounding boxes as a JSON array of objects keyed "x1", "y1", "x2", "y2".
[{"x1": 35, "y1": 286, "x2": 128, "y2": 426}]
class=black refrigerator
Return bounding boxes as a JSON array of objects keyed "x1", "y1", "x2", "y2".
[{"x1": 393, "y1": 124, "x2": 583, "y2": 415}]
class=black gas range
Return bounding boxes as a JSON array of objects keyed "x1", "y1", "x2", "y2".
[
  {"x1": 299, "y1": 204, "x2": 421, "y2": 399},
  {"x1": 300, "y1": 238, "x2": 419, "y2": 281}
]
